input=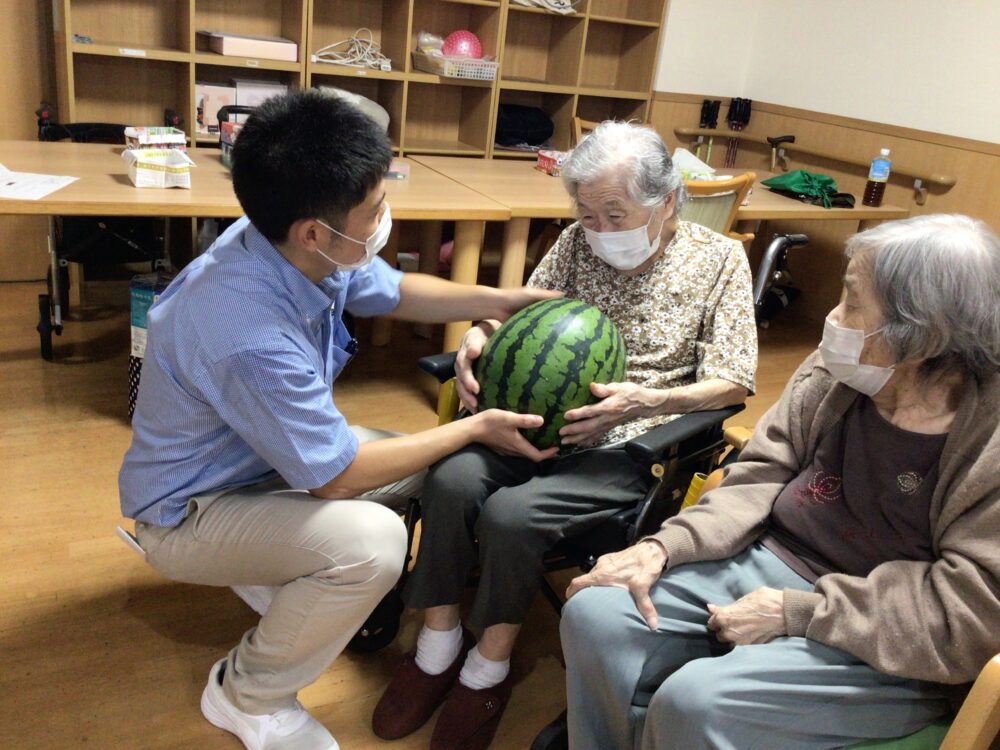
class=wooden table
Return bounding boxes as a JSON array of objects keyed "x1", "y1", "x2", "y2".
[
  {"x1": 411, "y1": 156, "x2": 910, "y2": 287},
  {"x1": 0, "y1": 141, "x2": 510, "y2": 352}
]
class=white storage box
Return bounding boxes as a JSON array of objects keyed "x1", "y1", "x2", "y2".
[{"x1": 122, "y1": 149, "x2": 196, "y2": 189}]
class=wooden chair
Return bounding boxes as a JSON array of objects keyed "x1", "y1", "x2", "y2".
[
  {"x1": 571, "y1": 116, "x2": 600, "y2": 147},
  {"x1": 680, "y1": 172, "x2": 756, "y2": 243}
]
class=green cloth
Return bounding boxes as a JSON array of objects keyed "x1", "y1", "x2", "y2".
[
  {"x1": 761, "y1": 169, "x2": 840, "y2": 208},
  {"x1": 846, "y1": 719, "x2": 950, "y2": 749}
]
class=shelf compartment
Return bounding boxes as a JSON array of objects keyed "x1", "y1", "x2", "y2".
[
  {"x1": 310, "y1": 0, "x2": 411, "y2": 76},
  {"x1": 579, "y1": 19, "x2": 657, "y2": 92},
  {"x1": 587, "y1": 0, "x2": 663, "y2": 25},
  {"x1": 311, "y1": 74, "x2": 405, "y2": 152},
  {"x1": 575, "y1": 93, "x2": 648, "y2": 123},
  {"x1": 72, "y1": 55, "x2": 190, "y2": 127},
  {"x1": 404, "y1": 81, "x2": 492, "y2": 155},
  {"x1": 496, "y1": 89, "x2": 575, "y2": 152},
  {"x1": 501, "y1": 10, "x2": 584, "y2": 88},
  {"x1": 410, "y1": 0, "x2": 501, "y2": 74},
  {"x1": 69, "y1": 0, "x2": 192, "y2": 53},
  {"x1": 195, "y1": 0, "x2": 307, "y2": 55}
]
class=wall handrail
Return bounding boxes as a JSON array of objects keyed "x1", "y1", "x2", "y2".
[{"x1": 673, "y1": 127, "x2": 957, "y2": 189}]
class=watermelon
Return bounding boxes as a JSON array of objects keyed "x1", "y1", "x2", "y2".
[{"x1": 475, "y1": 298, "x2": 627, "y2": 449}]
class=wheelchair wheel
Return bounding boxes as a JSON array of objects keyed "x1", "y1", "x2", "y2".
[
  {"x1": 530, "y1": 710, "x2": 568, "y2": 750},
  {"x1": 37, "y1": 294, "x2": 54, "y2": 361},
  {"x1": 347, "y1": 589, "x2": 403, "y2": 653}
]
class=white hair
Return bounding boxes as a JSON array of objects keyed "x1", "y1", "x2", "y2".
[
  {"x1": 846, "y1": 213, "x2": 1000, "y2": 379},
  {"x1": 561, "y1": 121, "x2": 686, "y2": 212}
]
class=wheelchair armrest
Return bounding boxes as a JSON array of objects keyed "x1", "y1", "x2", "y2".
[
  {"x1": 417, "y1": 351, "x2": 458, "y2": 383},
  {"x1": 624, "y1": 404, "x2": 745, "y2": 465}
]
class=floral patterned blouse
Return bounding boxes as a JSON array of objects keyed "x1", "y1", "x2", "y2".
[{"x1": 527, "y1": 220, "x2": 758, "y2": 446}]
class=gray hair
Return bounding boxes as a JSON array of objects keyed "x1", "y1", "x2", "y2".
[
  {"x1": 561, "y1": 121, "x2": 686, "y2": 213},
  {"x1": 846, "y1": 213, "x2": 1000, "y2": 380}
]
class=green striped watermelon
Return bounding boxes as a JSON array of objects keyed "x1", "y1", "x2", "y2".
[{"x1": 475, "y1": 298, "x2": 627, "y2": 449}]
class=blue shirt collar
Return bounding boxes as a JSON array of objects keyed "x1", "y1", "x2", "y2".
[{"x1": 244, "y1": 222, "x2": 345, "y2": 321}]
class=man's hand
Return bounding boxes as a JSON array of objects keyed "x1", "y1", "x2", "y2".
[
  {"x1": 566, "y1": 540, "x2": 667, "y2": 630},
  {"x1": 707, "y1": 587, "x2": 786, "y2": 645},
  {"x1": 455, "y1": 323, "x2": 496, "y2": 412},
  {"x1": 491, "y1": 287, "x2": 563, "y2": 322},
  {"x1": 471, "y1": 409, "x2": 559, "y2": 462},
  {"x1": 560, "y1": 382, "x2": 664, "y2": 447}
]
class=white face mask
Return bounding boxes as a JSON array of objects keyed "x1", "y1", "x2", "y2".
[
  {"x1": 583, "y1": 209, "x2": 667, "y2": 271},
  {"x1": 316, "y1": 203, "x2": 392, "y2": 271},
  {"x1": 819, "y1": 316, "x2": 895, "y2": 396}
]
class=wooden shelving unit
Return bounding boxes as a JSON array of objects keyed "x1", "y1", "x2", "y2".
[{"x1": 53, "y1": 0, "x2": 669, "y2": 159}]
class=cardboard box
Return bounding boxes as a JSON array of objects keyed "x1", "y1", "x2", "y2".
[
  {"x1": 122, "y1": 149, "x2": 197, "y2": 189},
  {"x1": 199, "y1": 30, "x2": 298, "y2": 62},
  {"x1": 220, "y1": 121, "x2": 243, "y2": 169},
  {"x1": 196, "y1": 82, "x2": 237, "y2": 136},
  {"x1": 535, "y1": 149, "x2": 569, "y2": 177},
  {"x1": 124, "y1": 126, "x2": 187, "y2": 150}
]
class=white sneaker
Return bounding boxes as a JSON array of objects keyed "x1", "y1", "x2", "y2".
[
  {"x1": 232, "y1": 585, "x2": 280, "y2": 616},
  {"x1": 201, "y1": 659, "x2": 339, "y2": 750}
]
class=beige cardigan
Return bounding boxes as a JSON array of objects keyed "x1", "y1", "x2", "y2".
[{"x1": 651, "y1": 351, "x2": 1000, "y2": 685}]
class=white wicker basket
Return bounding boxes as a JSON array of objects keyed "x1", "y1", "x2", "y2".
[{"x1": 412, "y1": 51, "x2": 498, "y2": 81}]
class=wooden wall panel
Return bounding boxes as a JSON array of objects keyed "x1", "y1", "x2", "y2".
[
  {"x1": 651, "y1": 92, "x2": 1000, "y2": 321},
  {"x1": 0, "y1": 1, "x2": 55, "y2": 281}
]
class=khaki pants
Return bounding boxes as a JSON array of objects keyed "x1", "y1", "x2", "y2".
[{"x1": 135, "y1": 426, "x2": 422, "y2": 714}]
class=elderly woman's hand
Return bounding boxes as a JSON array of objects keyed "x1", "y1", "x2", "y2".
[
  {"x1": 560, "y1": 382, "x2": 661, "y2": 447},
  {"x1": 707, "y1": 587, "x2": 786, "y2": 645},
  {"x1": 455, "y1": 322, "x2": 497, "y2": 412},
  {"x1": 566, "y1": 540, "x2": 668, "y2": 630}
]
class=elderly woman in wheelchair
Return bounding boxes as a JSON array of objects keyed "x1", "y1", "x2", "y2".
[
  {"x1": 560, "y1": 213, "x2": 1000, "y2": 750},
  {"x1": 372, "y1": 121, "x2": 758, "y2": 748}
]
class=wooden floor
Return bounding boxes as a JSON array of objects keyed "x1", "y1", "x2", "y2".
[{"x1": 0, "y1": 280, "x2": 820, "y2": 750}]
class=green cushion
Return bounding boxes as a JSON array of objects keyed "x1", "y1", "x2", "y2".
[{"x1": 847, "y1": 719, "x2": 951, "y2": 750}]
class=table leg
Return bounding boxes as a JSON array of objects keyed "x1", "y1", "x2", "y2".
[
  {"x1": 497, "y1": 217, "x2": 530, "y2": 288},
  {"x1": 442, "y1": 220, "x2": 484, "y2": 352},
  {"x1": 371, "y1": 225, "x2": 401, "y2": 347},
  {"x1": 414, "y1": 220, "x2": 443, "y2": 339}
]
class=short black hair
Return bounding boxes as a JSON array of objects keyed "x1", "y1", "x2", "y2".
[{"x1": 231, "y1": 89, "x2": 393, "y2": 243}]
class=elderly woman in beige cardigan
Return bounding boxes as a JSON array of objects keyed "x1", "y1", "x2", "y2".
[{"x1": 560, "y1": 214, "x2": 1000, "y2": 750}]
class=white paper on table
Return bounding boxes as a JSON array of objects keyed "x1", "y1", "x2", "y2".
[{"x1": 0, "y1": 163, "x2": 79, "y2": 200}]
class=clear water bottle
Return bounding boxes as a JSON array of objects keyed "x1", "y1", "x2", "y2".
[{"x1": 862, "y1": 148, "x2": 892, "y2": 207}]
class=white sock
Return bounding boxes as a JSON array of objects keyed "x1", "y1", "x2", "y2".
[
  {"x1": 458, "y1": 644, "x2": 510, "y2": 690},
  {"x1": 414, "y1": 624, "x2": 463, "y2": 676}
]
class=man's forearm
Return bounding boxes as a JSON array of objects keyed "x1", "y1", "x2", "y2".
[{"x1": 390, "y1": 274, "x2": 505, "y2": 323}]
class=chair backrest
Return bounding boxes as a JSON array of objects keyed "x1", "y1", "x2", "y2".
[
  {"x1": 680, "y1": 172, "x2": 756, "y2": 240},
  {"x1": 940, "y1": 653, "x2": 1000, "y2": 750},
  {"x1": 571, "y1": 116, "x2": 601, "y2": 147}
]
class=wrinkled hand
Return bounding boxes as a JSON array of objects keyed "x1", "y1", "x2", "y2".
[
  {"x1": 493, "y1": 287, "x2": 563, "y2": 322},
  {"x1": 707, "y1": 587, "x2": 786, "y2": 645},
  {"x1": 455, "y1": 324, "x2": 495, "y2": 413},
  {"x1": 560, "y1": 382, "x2": 662, "y2": 447},
  {"x1": 566, "y1": 541, "x2": 667, "y2": 630},
  {"x1": 472, "y1": 409, "x2": 559, "y2": 462}
]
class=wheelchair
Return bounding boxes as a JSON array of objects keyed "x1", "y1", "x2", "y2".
[
  {"x1": 33, "y1": 103, "x2": 170, "y2": 360},
  {"x1": 346, "y1": 349, "x2": 745, "y2": 652}
]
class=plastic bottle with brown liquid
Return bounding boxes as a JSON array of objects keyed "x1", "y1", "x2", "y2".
[{"x1": 863, "y1": 148, "x2": 892, "y2": 207}]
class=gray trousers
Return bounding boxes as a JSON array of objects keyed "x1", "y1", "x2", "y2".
[
  {"x1": 561, "y1": 543, "x2": 949, "y2": 750},
  {"x1": 403, "y1": 445, "x2": 652, "y2": 629},
  {"x1": 135, "y1": 426, "x2": 422, "y2": 714}
]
